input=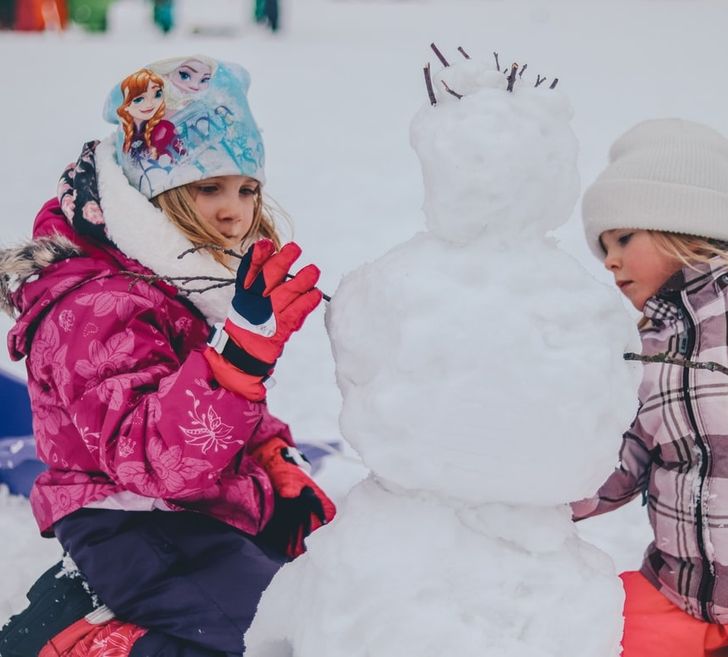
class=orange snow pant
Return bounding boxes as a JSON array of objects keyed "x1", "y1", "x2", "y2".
[{"x1": 621, "y1": 571, "x2": 728, "y2": 657}]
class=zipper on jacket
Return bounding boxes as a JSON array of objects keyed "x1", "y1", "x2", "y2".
[{"x1": 677, "y1": 295, "x2": 715, "y2": 622}]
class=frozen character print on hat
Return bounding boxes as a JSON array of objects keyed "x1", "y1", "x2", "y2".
[
  {"x1": 160, "y1": 57, "x2": 215, "y2": 111},
  {"x1": 104, "y1": 55, "x2": 266, "y2": 199},
  {"x1": 117, "y1": 68, "x2": 185, "y2": 163}
]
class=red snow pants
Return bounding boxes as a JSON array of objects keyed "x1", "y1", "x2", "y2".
[{"x1": 621, "y1": 571, "x2": 728, "y2": 656}]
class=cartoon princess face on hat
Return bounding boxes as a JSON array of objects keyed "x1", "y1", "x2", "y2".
[
  {"x1": 150, "y1": 55, "x2": 219, "y2": 112},
  {"x1": 116, "y1": 68, "x2": 184, "y2": 162},
  {"x1": 168, "y1": 59, "x2": 213, "y2": 93}
]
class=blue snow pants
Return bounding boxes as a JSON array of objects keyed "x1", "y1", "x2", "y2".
[{"x1": 54, "y1": 508, "x2": 287, "y2": 657}]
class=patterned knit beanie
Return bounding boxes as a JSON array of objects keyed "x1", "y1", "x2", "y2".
[
  {"x1": 102, "y1": 55, "x2": 265, "y2": 199},
  {"x1": 582, "y1": 118, "x2": 728, "y2": 258}
]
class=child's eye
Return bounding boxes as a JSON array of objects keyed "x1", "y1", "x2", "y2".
[
  {"x1": 240, "y1": 187, "x2": 259, "y2": 197},
  {"x1": 196, "y1": 185, "x2": 218, "y2": 194},
  {"x1": 618, "y1": 233, "x2": 634, "y2": 246}
]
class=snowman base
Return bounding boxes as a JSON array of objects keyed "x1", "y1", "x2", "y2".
[{"x1": 246, "y1": 476, "x2": 623, "y2": 657}]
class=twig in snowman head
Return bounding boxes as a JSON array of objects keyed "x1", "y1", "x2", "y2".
[
  {"x1": 430, "y1": 43, "x2": 449, "y2": 67},
  {"x1": 506, "y1": 63, "x2": 519, "y2": 92},
  {"x1": 441, "y1": 80, "x2": 463, "y2": 100},
  {"x1": 176, "y1": 243, "x2": 332, "y2": 302},
  {"x1": 423, "y1": 63, "x2": 437, "y2": 106}
]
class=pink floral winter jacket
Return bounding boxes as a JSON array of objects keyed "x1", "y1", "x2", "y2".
[{"x1": 3, "y1": 199, "x2": 291, "y2": 537}]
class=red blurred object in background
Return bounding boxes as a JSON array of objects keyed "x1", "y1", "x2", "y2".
[{"x1": 14, "y1": 0, "x2": 67, "y2": 30}]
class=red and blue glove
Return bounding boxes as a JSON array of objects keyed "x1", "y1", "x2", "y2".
[
  {"x1": 205, "y1": 240, "x2": 322, "y2": 401},
  {"x1": 251, "y1": 437, "x2": 336, "y2": 558}
]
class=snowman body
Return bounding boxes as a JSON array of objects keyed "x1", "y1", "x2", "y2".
[{"x1": 246, "y1": 54, "x2": 639, "y2": 657}]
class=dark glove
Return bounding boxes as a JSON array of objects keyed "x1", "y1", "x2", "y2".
[
  {"x1": 205, "y1": 240, "x2": 322, "y2": 401},
  {"x1": 251, "y1": 437, "x2": 336, "y2": 558}
]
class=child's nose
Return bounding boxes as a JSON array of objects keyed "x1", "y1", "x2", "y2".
[
  {"x1": 603, "y1": 251, "x2": 620, "y2": 271},
  {"x1": 217, "y1": 197, "x2": 244, "y2": 220}
]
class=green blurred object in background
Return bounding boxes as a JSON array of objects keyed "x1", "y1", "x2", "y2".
[
  {"x1": 254, "y1": 0, "x2": 278, "y2": 32},
  {"x1": 68, "y1": 0, "x2": 113, "y2": 31},
  {"x1": 153, "y1": 0, "x2": 172, "y2": 33},
  {"x1": 0, "y1": 0, "x2": 16, "y2": 29}
]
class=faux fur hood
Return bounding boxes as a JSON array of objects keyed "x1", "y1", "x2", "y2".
[
  {"x1": 0, "y1": 233, "x2": 81, "y2": 317},
  {"x1": 3, "y1": 137, "x2": 236, "y2": 326}
]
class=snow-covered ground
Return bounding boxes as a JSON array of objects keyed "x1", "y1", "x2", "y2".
[{"x1": 2, "y1": 0, "x2": 722, "y2": 625}]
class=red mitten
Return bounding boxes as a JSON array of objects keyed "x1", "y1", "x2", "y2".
[
  {"x1": 251, "y1": 437, "x2": 336, "y2": 558},
  {"x1": 205, "y1": 240, "x2": 322, "y2": 401}
]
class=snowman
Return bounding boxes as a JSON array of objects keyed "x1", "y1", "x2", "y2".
[{"x1": 246, "y1": 47, "x2": 640, "y2": 657}]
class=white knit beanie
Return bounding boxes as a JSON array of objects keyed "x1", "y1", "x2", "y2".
[{"x1": 582, "y1": 118, "x2": 728, "y2": 258}]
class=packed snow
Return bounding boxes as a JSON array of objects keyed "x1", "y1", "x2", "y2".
[
  {"x1": 3, "y1": 0, "x2": 726, "y2": 647},
  {"x1": 246, "y1": 53, "x2": 637, "y2": 656}
]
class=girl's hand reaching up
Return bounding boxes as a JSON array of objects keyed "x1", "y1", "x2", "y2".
[{"x1": 205, "y1": 240, "x2": 323, "y2": 400}]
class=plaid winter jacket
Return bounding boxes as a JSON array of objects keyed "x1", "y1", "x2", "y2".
[{"x1": 572, "y1": 257, "x2": 728, "y2": 623}]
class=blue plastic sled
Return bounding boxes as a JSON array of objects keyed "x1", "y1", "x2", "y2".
[{"x1": 0, "y1": 368, "x2": 45, "y2": 497}]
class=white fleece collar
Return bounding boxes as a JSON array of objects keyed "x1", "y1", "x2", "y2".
[{"x1": 95, "y1": 136, "x2": 234, "y2": 325}]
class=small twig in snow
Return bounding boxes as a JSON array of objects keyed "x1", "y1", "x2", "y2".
[
  {"x1": 430, "y1": 43, "x2": 449, "y2": 67},
  {"x1": 549, "y1": 78, "x2": 559, "y2": 89},
  {"x1": 493, "y1": 51, "x2": 500, "y2": 70},
  {"x1": 506, "y1": 62, "x2": 519, "y2": 92},
  {"x1": 535, "y1": 74, "x2": 546, "y2": 87},
  {"x1": 519, "y1": 63, "x2": 528, "y2": 78},
  {"x1": 424, "y1": 64, "x2": 437, "y2": 105},
  {"x1": 441, "y1": 80, "x2": 463, "y2": 99},
  {"x1": 457, "y1": 46, "x2": 470, "y2": 60}
]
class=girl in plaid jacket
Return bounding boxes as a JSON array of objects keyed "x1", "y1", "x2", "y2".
[{"x1": 574, "y1": 118, "x2": 728, "y2": 657}]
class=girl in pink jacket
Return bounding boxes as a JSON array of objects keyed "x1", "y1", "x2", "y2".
[
  {"x1": 0, "y1": 55, "x2": 334, "y2": 657},
  {"x1": 575, "y1": 118, "x2": 728, "y2": 657}
]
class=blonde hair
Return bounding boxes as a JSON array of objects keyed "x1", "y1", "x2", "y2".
[
  {"x1": 117, "y1": 69, "x2": 167, "y2": 154},
  {"x1": 648, "y1": 231, "x2": 728, "y2": 269},
  {"x1": 638, "y1": 231, "x2": 728, "y2": 330},
  {"x1": 151, "y1": 184, "x2": 288, "y2": 269}
]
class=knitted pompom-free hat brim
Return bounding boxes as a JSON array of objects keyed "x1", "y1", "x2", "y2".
[{"x1": 582, "y1": 118, "x2": 728, "y2": 258}]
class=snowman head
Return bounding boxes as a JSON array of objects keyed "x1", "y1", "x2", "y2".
[{"x1": 410, "y1": 47, "x2": 580, "y2": 245}]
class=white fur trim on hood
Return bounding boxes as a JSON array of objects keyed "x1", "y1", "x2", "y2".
[{"x1": 95, "y1": 135, "x2": 234, "y2": 326}]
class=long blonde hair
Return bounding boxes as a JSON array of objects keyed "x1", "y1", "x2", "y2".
[
  {"x1": 151, "y1": 184, "x2": 287, "y2": 269},
  {"x1": 648, "y1": 231, "x2": 728, "y2": 269}
]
